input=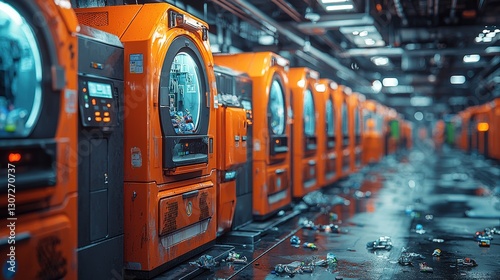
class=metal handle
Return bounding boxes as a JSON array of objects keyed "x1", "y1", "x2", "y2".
[
  {"x1": 275, "y1": 169, "x2": 285, "y2": 174},
  {"x1": 182, "y1": 190, "x2": 199, "y2": 199},
  {"x1": 308, "y1": 160, "x2": 316, "y2": 166}
]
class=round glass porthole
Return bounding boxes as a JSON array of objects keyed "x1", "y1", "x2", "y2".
[
  {"x1": 0, "y1": 2, "x2": 42, "y2": 138},
  {"x1": 167, "y1": 52, "x2": 201, "y2": 134},
  {"x1": 303, "y1": 89, "x2": 315, "y2": 136},
  {"x1": 268, "y1": 79, "x2": 285, "y2": 135}
]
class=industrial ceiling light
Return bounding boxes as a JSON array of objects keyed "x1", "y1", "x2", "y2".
[
  {"x1": 371, "y1": 80, "x2": 382, "y2": 92},
  {"x1": 371, "y1": 56, "x2": 389, "y2": 66},
  {"x1": 340, "y1": 25, "x2": 385, "y2": 47},
  {"x1": 463, "y1": 54, "x2": 480, "y2": 63},
  {"x1": 258, "y1": 34, "x2": 275, "y2": 45},
  {"x1": 326, "y1": 4, "x2": 354, "y2": 11},
  {"x1": 414, "y1": 111, "x2": 424, "y2": 121},
  {"x1": 410, "y1": 97, "x2": 432, "y2": 107},
  {"x1": 321, "y1": 0, "x2": 348, "y2": 3},
  {"x1": 450, "y1": 75, "x2": 466, "y2": 84},
  {"x1": 382, "y1": 77, "x2": 398, "y2": 87}
]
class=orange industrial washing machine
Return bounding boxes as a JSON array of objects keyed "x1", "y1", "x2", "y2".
[
  {"x1": 471, "y1": 99, "x2": 500, "y2": 158},
  {"x1": 349, "y1": 93, "x2": 364, "y2": 172},
  {"x1": 340, "y1": 86, "x2": 351, "y2": 177},
  {"x1": 490, "y1": 99, "x2": 500, "y2": 160},
  {"x1": 288, "y1": 68, "x2": 321, "y2": 198},
  {"x1": 214, "y1": 65, "x2": 252, "y2": 234},
  {"x1": 362, "y1": 100, "x2": 383, "y2": 164},
  {"x1": 214, "y1": 52, "x2": 292, "y2": 220},
  {"x1": 0, "y1": 0, "x2": 78, "y2": 279},
  {"x1": 315, "y1": 79, "x2": 341, "y2": 187},
  {"x1": 76, "y1": 4, "x2": 217, "y2": 278}
]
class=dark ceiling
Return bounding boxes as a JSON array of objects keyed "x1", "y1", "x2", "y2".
[{"x1": 84, "y1": 0, "x2": 500, "y2": 119}]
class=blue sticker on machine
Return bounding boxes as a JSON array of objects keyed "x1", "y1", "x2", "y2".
[{"x1": 130, "y1": 54, "x2": 143, "y2": 74}]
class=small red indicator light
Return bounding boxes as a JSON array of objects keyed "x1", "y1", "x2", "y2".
[{"x1": 8, "y1": 153, "x2": 21, "y2": 162}]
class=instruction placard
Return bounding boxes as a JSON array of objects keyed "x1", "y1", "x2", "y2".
[{"x1": 130, "y1": 54, "x2": 143, "y2": 74}]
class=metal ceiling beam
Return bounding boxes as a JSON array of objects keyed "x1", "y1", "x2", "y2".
[
  {"x1": 339, "y1": 45, "x2": 500, "y2": 58},
  {"x1": 228, "y1": 0, "x2": 372, "y2": 86},
  {"x1": 294, "y1": 13, "x2": 375, "y2": 34}
]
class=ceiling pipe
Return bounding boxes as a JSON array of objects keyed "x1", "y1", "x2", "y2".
[
  {"x1": 212, "y1": 0, "x2": 270, "y2": 33},
  {"x1": 339, "y1": 43, "x2": 500, "y2": 57},
  {"x1": 228, "y1": 0, "x2": 372, "y2": 86},
  {"x1": 295, "y1": 14, "x2": 375, "y2": 33},
  {"x1": 271, "y1": 0, "x2": 303, "y2": 22}
]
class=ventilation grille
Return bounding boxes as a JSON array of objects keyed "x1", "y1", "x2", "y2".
[
  {"x1": 160, "y1": 201, "x2": 179, "y2": 236},
  {"x1": 76, "y1": 12, "x2": 109, "y2": 27}
]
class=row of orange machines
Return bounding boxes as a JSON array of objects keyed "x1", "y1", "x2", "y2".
[
  {"x1": 0, "y1": 1, "x2": 411, "y2": 279},
  {"x1": 441, "y1": 98, "x2": 500, "y2": 160}
]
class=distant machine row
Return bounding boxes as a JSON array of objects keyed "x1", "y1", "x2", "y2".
[
  {"x1": 436, "y1": 98, "x2": 500, "y2": 160},
  {"x1": 0, "y1": 1, "x2": 412, "y2": 279}
]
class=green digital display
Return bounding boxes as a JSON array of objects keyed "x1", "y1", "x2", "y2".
[{"x1": 88, "y1": 81, "x2": 113, "y2": 98}]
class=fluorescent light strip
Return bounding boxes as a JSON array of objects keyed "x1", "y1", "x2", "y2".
[
  {"x1": 326, "y1": 4, "x2": 354, "y2": 11},
  {"x1": 463, "y1": 54, "x2": 480, "y2": 63},
  {"x1": 382, "y1": 77, "x2": 398, "y2": 87},
  {"x1": 322, "y1": 0, "x2": 348, "y2": 3},
  {"x1": 450, "y1": 75, "x2": 466, "y2": 85}
]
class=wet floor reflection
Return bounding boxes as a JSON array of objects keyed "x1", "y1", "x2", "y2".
[{"x1": 192, "y1": 148, "x2": 500, "y2": 280}]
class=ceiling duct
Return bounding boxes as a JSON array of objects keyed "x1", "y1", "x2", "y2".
[
  {"x1": 295, "y1": 13, "x2": 375, "y2": 34},
  {"x1": 216, "y1": 0, "x2": 371, "y2": 86}
]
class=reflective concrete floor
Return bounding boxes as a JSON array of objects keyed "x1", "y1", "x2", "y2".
[{"x1": 157, "y1": 144, "x2": 500, "y2": 280}]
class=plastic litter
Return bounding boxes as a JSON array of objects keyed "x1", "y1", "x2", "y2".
[{"x1": 189, "y1": 254, "x2": 217, "y2": 269}]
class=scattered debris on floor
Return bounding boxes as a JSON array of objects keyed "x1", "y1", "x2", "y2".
[
  {"x1": 432, "y1": 248, "x2": 441, "y2": 257},
  {"x1": 366, "y1": 236, "x2": 393, "y2": 250},
  {"x1": 398, "y1": 253, "x2": 412, "y2": 266},
  {"x1": 431, "y1": 238, "x2": 444, "y2": 243},
  {"x1": 290, "y1": 235, "x2": 301, "y2": 247},
  {"x1": 419, "y1": 262, "x2": 433, "y2": 273},
  {"x1": 415, "y1": 224, "x2": 426, "y2": 234},
  {"x1": 299, "y1": 218, "x2": 340, "y2": 233},
  {"x1": 457, "y1": 258, "x2": 478, "y2": 267},
  {"x1": 189, "y1": 255, "x2": 217, "y2": 269},
  {"x1": 224, "y1": 251, "x2": 247, "y2": 264},
  {"x1": 303, "y1": 242, "x2": 318, "y2": 250}
]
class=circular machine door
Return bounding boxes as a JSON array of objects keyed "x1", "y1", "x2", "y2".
[
  {"x1": 0, "y1": 2, "x2": 47, "y2": 138},
  {"x1": 158, "y1": 35, "x2": 210, "y2": 168},
  {"x1": 303, "y1": 88, "x2": 315, "y2": 136},
  {"x1": 268, "y1": 78, "x2": 286, "y2": 135}
]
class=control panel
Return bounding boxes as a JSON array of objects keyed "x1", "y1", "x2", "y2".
[{"x1": 79, "y1": 78, "x2": 118, "y2": 127}]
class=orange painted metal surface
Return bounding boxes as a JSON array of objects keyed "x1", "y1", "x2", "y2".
[
  {"x1": 288, "y1": 68, "x2": 321, "y2": 198},
  {"x1": 123, "y1": 180, "x2": 216, "y2": 272},
  {"x1": 75, "y1": 4, "x2": 217, "y2": 275},
  {"x1": 316, "y1": 79, "x2": 334, "y2": 187},
  {"x1": 0, "y1": 0, "x2": 79, "y2": 278},
  {"x1": 216, "y1": 104, "x2": 248, "y2": 234},
  {"x1": 362, "y1": 100, "x2": 383, "y2": 164},
  {"x1": 491, "y1": 99, "x2": 500, "y2": 160},
  {"x1": 348, "y1": 93, "x2": 364, "y2": 172},
  {"x1": 214, "y1": 52, "x2": 292, "y2": 219},
  {"x1": 340, "y1": 87, "x2": 351, "y2": 177}
]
